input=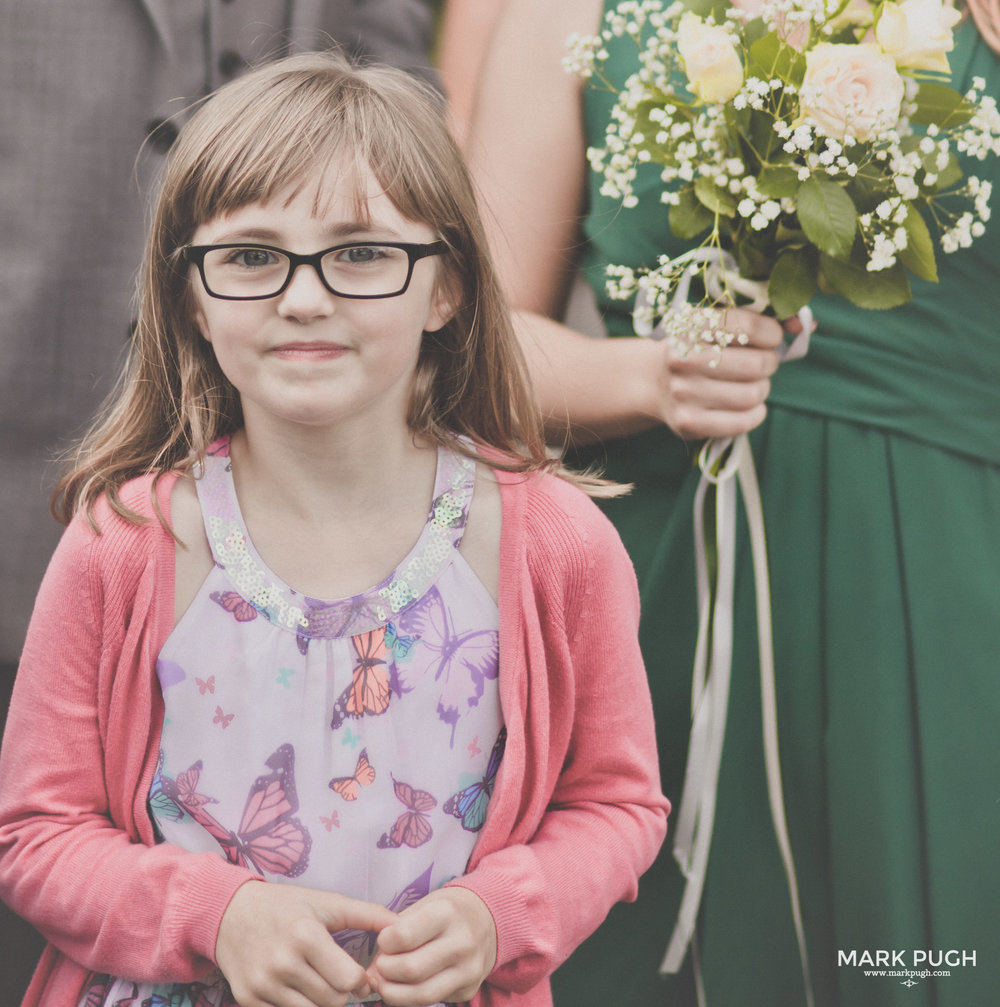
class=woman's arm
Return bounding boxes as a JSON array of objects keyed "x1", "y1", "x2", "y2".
[
  {"x1": 436, "y1": 0, "x2": 508, "y2": 144},
  {"x1": 467, "y1": 0, "x2": 782, "y2": 443}
]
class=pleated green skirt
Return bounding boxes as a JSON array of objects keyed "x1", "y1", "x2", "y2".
[{"x1": 553, "y1": 407, "x2": 1000, "y2": 1006}]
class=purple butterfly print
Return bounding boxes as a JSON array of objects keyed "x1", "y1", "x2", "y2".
[
  {"x1": 331, "y1": 864, "x2": 433, "y2": 964},
  {"x1": 156, "y1": 658, "x2": 186, "y2": 690},
  {"x1": 79, "y1": 977, "x2": 142, "y2": 1007},
  {"x1": 210, "y1": 590, "x2": 258, "y2": 623},
  {"x1": 443, "y1": 728, "x2": 506, "y2": 832},
  {"x1": 302, "y1": 593, "x2": 392, "y2": 643},
  {"x1": 162, "y1": 745, "x2": 312, "y2": 878},
  {"x1": 79, "y1": 973, "x2": 113, "y2": 1007},
  {"x1": 397, "y1": 586, "x2": 499, "y2": 744},
  {"x1": 377, "y1": 778, "x2": 437, "y2": 849}
]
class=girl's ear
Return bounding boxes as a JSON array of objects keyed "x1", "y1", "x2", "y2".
[
  {"x1": 423, "y1": 274, "x2": 461, "y2": 334},
  {"x1": 192, "y1": 304, "x2": 212, "y2": 343}
]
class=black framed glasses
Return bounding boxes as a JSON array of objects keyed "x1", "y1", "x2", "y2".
[{"x1": 183, "y1": 240, "x2": 448, "y2": 300}]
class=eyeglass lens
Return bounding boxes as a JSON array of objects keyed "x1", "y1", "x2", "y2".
[{"x1": 201, "y1": 244, "x2": 416, "y2": 298}]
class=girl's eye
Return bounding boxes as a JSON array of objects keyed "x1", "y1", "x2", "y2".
[
  {"x1": 339, "y1": 245, "x2": 386, "y2": 265},
  {"x1": 228, "y1": 247, "x2": 277, "y2": 268}
]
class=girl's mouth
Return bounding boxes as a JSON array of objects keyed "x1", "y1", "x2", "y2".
[{"x1": 270, "y1": 341, "x2": 349, "y2": 360}]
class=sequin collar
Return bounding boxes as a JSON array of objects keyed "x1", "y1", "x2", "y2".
[{"x1": 194, "y1": 436, "x2": 477, "y2": 640}]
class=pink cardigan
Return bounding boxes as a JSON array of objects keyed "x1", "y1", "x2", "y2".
[{"x1": 0, "y1": 466, "x2": 669, "y2": 1006}]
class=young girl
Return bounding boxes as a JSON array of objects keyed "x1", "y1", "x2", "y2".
[{"x1": 0, "y1": 53, "x2": 668, "y2": 1007}]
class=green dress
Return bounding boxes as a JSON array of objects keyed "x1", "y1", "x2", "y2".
[{"x1": 551, "y1": 15, "x2": 1000, "y2": 1007}]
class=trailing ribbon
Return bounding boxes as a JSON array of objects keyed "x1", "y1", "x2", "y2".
[{"x1": 637, "y1": 249, "x2": 814, "y2": 1007}]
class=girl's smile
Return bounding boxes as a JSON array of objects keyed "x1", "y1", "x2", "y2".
[
  {"x1": 269, "y1": 340, "x2": 351, "y2": 361},
  {"x1": 188, "y1": 163, "x2": 452, "y2": 435}
]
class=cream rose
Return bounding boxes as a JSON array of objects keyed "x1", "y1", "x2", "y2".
[
  {"x1": 875, "y1": 0, "x2": 962, "y2": 73},
  {"x1": 827, "y1": 0, "x2": 875, "y2": 31},
  {"x1": 677, "y1": 13, "x2": 744, "y2": 103},
  {"x1": 800, "y1": 43, "x2": 904, "y2": 141}
]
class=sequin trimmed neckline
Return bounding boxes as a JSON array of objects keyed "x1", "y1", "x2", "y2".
[{"x1": 194, "y1": 436, "x2": 477, "y2": 641}]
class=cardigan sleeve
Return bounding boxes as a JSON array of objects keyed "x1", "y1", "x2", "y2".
[
  {"x1": 0, "y1": 493, "x2": 254, "y2": 983},
  {"x1": 448, "y1": 476, "x2": 671, "y2": 995}
]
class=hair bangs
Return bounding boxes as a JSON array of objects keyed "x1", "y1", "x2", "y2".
[{"x1": 180, "y1": 86, "x2": 358, "y2": 229}]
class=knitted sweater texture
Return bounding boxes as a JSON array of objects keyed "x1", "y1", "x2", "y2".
[{"x1": 0, "y1": 466, "x2": 669, "y2": 1006}]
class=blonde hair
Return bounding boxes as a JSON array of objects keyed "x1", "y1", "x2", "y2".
[{"x1": 54, "y1": 52, "x2": 614, "y2": 525}]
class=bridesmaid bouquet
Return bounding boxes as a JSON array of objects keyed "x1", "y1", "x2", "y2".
[
  {"x1": 568, "y1": 0, "x2": 1000, "y2": 349},
  {"x1": 568, "y1": 1, "x2": 1000, "y2": 998}
]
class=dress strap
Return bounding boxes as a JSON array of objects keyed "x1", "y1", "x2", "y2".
[
  {"x1": 192, "y1": 436, "x2": 238, "y2": 569},
  {"x1": 360, "y1": 443, "x2": 476, "y2": 619}
]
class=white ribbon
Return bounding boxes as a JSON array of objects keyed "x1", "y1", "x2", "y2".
[{"x1": 642, "y1": 250, "x2": 814, "y2": 1007}]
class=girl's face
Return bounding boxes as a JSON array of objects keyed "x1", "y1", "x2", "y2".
[{"x1": 188, "y1": 163, "x2": 452, "y2": 438}]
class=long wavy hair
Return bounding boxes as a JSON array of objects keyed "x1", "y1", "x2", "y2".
[{"x1": 53, "y1": 52, "x2": 615, "y2": 525}]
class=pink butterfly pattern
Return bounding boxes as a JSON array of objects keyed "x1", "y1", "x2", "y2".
[
  {"x1": 377, "y1": 778, "x2": 437, "y2": 849},
  {"x1": 213, "y1": 706, "x2": 234, "y2": 729},
  {"x1": 210, "y1": 589, "x2": 258, "y2": 623},
  {"x1": 161, "y1": 745, "x2": 312, "y2": 878}
]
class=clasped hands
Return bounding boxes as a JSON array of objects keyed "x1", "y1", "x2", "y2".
[{"x1": 216, "y1": 881, "x2": 497, "y2": 1007}]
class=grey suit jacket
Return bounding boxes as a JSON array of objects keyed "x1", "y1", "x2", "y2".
[{"x1": 0, "y1": 0, "x2": 437, "y2": 663}]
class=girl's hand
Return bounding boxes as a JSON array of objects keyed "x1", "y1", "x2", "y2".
[
  {"x1": 367, "y1": 887, "x2": 497, "y2": 1006},
  {"x1": 647, "y1": 306, "x2": 784, "y2": 441},
  {"x1": 216, "y1": 881, "x2": 398, "y2": 1007}
]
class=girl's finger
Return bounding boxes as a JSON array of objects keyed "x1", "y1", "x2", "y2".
[{"x1": 301, "y1": 939, "x2": 372, "y2": 1002}]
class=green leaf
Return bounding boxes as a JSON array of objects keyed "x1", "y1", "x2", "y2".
[
  {"x1": 797, "y1": 177, "x2": 858, "y2": 260},
  {"x1": 748, "y1": 32, "x2": 782, "y2": 75},
  {"x1": 749, "y1": 109, "x2": 780, "y2": 163},
  {"x1": 694, "y1": 174, "x2": 737, "y2": 217},
  {"x1": 735, "y1": 236, "x2": 772, "y2": 280},
  {"x1": 898, "y1": 207, "x2": 938, "y2": 284},
  {"x1": 742, "y1": 15, "x2": 769, "y2": 46},
  {"x1": 757, "y1": 165, "x2": 800, "y2": 199},
  {"x1": 748, "y1": 31, "x2": 805, "y2": 85},
  {"x1": 670, "y1": 186, "x2": 715, "y2": 240},
  {"x1": 768, "y1": 247, "x2": 818, "y2": 317},
  {"x1": 910, "y1": 82, "x2": 974, "y2": 129},
  {"x1": 684, "y1": 0, "x2": 730, "y2": 18},
  {"x1": 820, "y1": 254, "x2": 912, "y2": 309}
]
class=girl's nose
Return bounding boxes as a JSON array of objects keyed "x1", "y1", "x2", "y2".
[{"x1": 276, "y1": 262, "x2": 337, "y2": 321}]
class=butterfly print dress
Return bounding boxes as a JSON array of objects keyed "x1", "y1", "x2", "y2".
[{"x1": 82, "y1": 436, "x2": 503, "y2": 1007}]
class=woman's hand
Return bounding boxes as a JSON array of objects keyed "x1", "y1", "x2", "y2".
[
  {"x1": 367, "y1": 886, "x2": 497, "y2": 1006},
  {"x1": 509, "y1": 307, "x2": 788, "y2": 445},
  {"x1": 216, "y1": 881, "x2": 398, "y2": 1007},
  {"x1": 643, "y1": 305, "x2": 784, "y2": 441}
]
